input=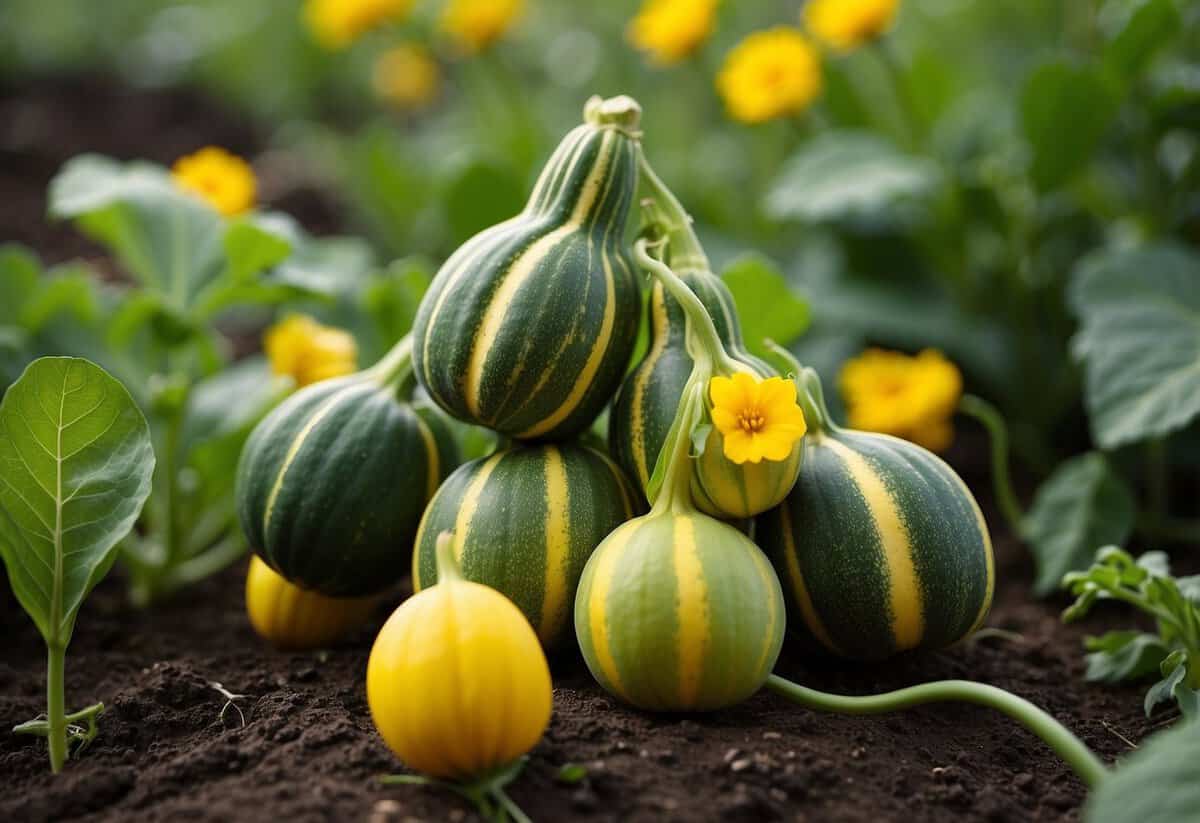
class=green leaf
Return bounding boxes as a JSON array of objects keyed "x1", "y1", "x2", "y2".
[
  {"x1": 764, "y1": 131, "x2": 940, "y2": 224},
  {"x1": 1024, "y1": 453, "x2": 1136, "y2": 595},
  {"x1": 1086, "y1": 720, "x2": 1200, "y2": 823},
  {"x1": 268, "y1": 235, "x2": 375, "y2": 298},
  {"x1": 361, "y1": 257, "x2": 434, "y2": 350},
  {"x1": 222, "y1": 214, "x2": 297, "y2": 285},
  {"x1": 1020, "y1": 60, "x2": 1120, "y2": 190},
  {"x1": 0, "y1": 357, "x2": 154, "y2": 645},
  {"x1": 0, "y1": 244, "x2": 41, "y2": 325},
  {"x1": 1144, "y1": 653, "x2": 1194, "y2": 717},
  {"x1": 1069, "y1": 244, "x2": 1200, "y2": 449},
  {"x1": 720, "y1": 254, "x2": 810, "y2": 357},
  {"x1": 555, "y1": 763, "x2": 588, "y2": 784},
  {"x1": 1083, "y1": 631, "x2": 1169, "y2": 683},
  {"x1": 442, "y1": 160, "x2": 525, "y2": 247},
  {"x1": 1102, "y1": 0, "x2": 1180, "y2": 78},
  {"x1": 48, "y1": 155, "x2": 225, "y2": 308}
]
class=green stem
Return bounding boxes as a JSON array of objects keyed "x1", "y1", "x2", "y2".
[
  {"x1": 492, "y1": 786, "x2": 532, "y2": 823},
  {"x1": 958, "y1": 395, "x2": 1025, "y2": 537},
  {"x1": 367, "y1": 335, "x2": 417, "y2": 399},
  {"x1": 636, "y1": 149, "x2": 709, "y2": 273},
  {"x1": 633, "y1": 239, "x2": 737, "y2": 374},
  {"x1": 764, "y1": 674, "x2": 1107, "y2": 788},
  {"x1": 649, "y1": 382, "x2": 707, "y2": 515},
  {"x1": 46, "y1": 643, "x2": 66, "y2": 773},
  {"x1": 434, "y1": 532, "x2": 464, "y2": 582}
]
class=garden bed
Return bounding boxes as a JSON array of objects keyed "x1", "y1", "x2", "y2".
[{"x1": 0, "y1": 438, "x2": 1156, "y2": 823}]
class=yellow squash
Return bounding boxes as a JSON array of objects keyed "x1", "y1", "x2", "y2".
[
  {"x1": 245, "y1": 556, "x2": 376, "y2": 650},
  {"x1": 367, "y1": 533, "x2": 553, "y2": 779}
]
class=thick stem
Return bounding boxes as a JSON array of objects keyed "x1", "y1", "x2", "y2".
[
  {"x1": 650, "y1": 382, "x2": 706, "y2": 516},
  {"x1": 434, "y1": 532, "x2": 464, "y2": 583},
  {"x1": 633, "y1": 239, "x2": 737, "y2": 375},
  {"x1": 764, "y1": 674, "x2": 1107, "y2": 788},
  {"x1": 367, "y1": 336, "x2": 417, "y2": 400},
  {"x1": 637, "y1": 150, "x2": 709, "y2": 273},
  {"x1": 958, "y1": 395, "x2": 1026, "y2": 537},
  {"x1": 46, "y1": 643, "x2": 67, "y2": 773}
]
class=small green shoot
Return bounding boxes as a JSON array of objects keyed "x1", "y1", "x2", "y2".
[
  {"x1": 0, "y1": 357, "x2": 155, "y2": 772},
  {"x1": 554, "y1": 763, "x2": 588, "y2": 785},
  {"x1": 1062, "y1": 546, "x2": 1200, "y2": 719},
  {"x1": 380, "y1": 757, "x2": 532, "y2": 823}
]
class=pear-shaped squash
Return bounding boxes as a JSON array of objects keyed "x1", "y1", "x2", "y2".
[{"x1": 412, "y1": 96, "x2": 642, "y2": 441}]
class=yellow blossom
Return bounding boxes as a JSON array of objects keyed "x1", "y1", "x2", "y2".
[
  {"x1": 628, "y1": 0, "x2": 719, "y2": 66},
  {"x1": 716, "y1": 27, "x2": 823, "y2": 124},
  {"x1": 709, "y1": 373, "x2": 808, "y2": 464},
  {"x1": 265, "y1": 315, "x2": 358, "y2": 388},
  {"x1": 171, "y1": 147, "x2": 256, "y2": 217},
  {"x1": 803, "y1": 0, "x2": 900, "y2": 53},
  {"x1": 441, "y1": 0, "x2": 524, "y2": 54},
  {"x1": 373, "y1": 44, "x2": 440, "y2": 110},
  {"x1": 304, "y1": 0, "x2": 413, "y2": 50},
  {"x1": 839, "y1": 348, "x2": 962, "y2": 452}
]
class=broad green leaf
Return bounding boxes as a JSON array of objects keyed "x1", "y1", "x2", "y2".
[
  {"x1": 1086, "y1": 720, "x2": 1200, "y2": 823},
  {"x1": 1144, "y1": 652, "x2": 1196, "y2": 717},
  {"x1": 1083, "y1": 631, "x2": 1169, "y2": 683},
  {"x1": 181, "y1": 356, "x2": 281, "y2": 451},
  {"x1": 1101, "y1": 0, "x2": 1180, "y2": 78},
  {"x1": 48, "y1": 155, "x2": 225, "y2": 308},
  {"x1": 764, "y1": 132, "x2": 940, "y2": 224},
  {"x1": 0, "y1": 357, "x2": 154, "y2": 645},
  {"x1": 1069, "y1": 244, "x2": 1200, "y2": 449},
  {"x1": 222, "y1": 214, "x2": 297, "y2": 285},
  {"x1": 0, "y1": 244, "x2": 41, "y2": 325},
  {"x1": 1020, "y1": 60, "x2": 1119, "y2": 190},
  {"x1": 1024, "y1": 452, "x2": 1135, "y2": 595},
  {"x1": 268, "y1": 235, "x2": 375, "y2": 298},
  {"x1": 721, "y1": 254, "x2": 810, "y2": 358}
]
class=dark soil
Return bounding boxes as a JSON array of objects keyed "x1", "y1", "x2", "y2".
[{"x1": 0, "y1": 77, "x2": 1175, "y2": 822}]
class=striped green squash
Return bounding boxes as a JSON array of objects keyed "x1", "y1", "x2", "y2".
[
  {"x1": 756, "y1": 371, "x2": 994, "y2": 661},
  {"x1": 412, "y1": 96, "x2": 642, "y2": 441},
  {"x1": 574, "y1": 512, "x2": 785, "y2": 711},
  {"x1": 237, "y1": 340, "x2": 459, "y2": 597},
  {"x1": 609, "y1": 268, "x2": 771, "y2": 498},
  {"x1": 413, "y1": 443, "x2": 637, "y2": 648}
]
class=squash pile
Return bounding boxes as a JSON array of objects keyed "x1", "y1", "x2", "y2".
[{"x1": 236, "y1": 93, "x2": 1001, "y2": 781}]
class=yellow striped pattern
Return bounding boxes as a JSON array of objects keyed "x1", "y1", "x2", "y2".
[
  {"x1": 823, "y1": 436, "x2": 924, "y2": 650},
  {"x1": 539, "y1": 447, "x2": 571, "y2": 641},
  {"x1": 585, "y1": 522, "x2": 635, "y2": 702},
  {"x1": 628, "y1": 285, "x2": 671, "y2": 489},
  {"x1": 261, "y1": 381, "x2": 363, "y2": 538},
  {"x1": 776, "y1": 500, "x2": 840, "y2": 653},
  {"x1": 672, "y1": 517, "x2": 708, "y2": 706}
]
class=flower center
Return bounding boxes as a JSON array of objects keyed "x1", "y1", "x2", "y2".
[{"x1": 737, "y1": 407, "x2": 766, "y2": 434}]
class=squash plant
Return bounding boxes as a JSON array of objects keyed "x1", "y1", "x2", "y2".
[
  {"x1": 0, "y1": 357, "x2": 154, "y2": 772},
  {"x1": 0, "y1": 155, "x2": 433, "y2": 605}
]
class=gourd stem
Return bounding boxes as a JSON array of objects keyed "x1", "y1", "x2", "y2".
[
  {"x1": 636, "y1": 149, "x2": 709, "y2": 274},
  {"x1": 633, "y1": 239, "x2": 738, "y2": 376},
  {"x1": 764, "y1": 341, "x2": 833, "y2": 434},
  {"x1": 958, "y1": 395, "x2": 1025, "y2": 537},
  {"x1": 650, "y1": 382, "x2": 706, "y2": 516},
  {"x1": 433, "y1": 532, "x2": 464, "y2": 584},
  {"x1": 763, "y1": 674, "x2": 1108, "y2": 789},
  {"x1": 368, "y1": 336, "x2": 417, "y2": 400}
]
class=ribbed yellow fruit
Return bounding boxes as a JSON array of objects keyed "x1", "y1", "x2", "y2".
[
  {"x1": 367, "y1": 534, "x2": 553, "y2": 779},
  {"x1": 245, "y1": 556, "x2": 376, "y2": 650}
]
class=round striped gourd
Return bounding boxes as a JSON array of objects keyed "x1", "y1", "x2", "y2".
[
  {"x1": 574, "y1": 512, "x2": 785, "y2": 711},
  {"x1": 756, "y1": 370, "x2": 995, "y2": 661},
  {"x1": 412, "y1": 95, "x2": 642, "y2": 441},
  {"x1": 237, "y1": 340, "x2": 459, "y2": 597},
  {"x1": 413, "y1": 443, "x2": 637, "y2": 648}
]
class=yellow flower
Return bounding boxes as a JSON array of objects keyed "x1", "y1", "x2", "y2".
[
  {"x1": 628, "y1": 0, "x2": 719, "y2": 66},
  {"x1": 171, "y1": 147, "x2": 256, "y2": 217},
  {"x1": 373, "y1": 44, "x2": 440, "y2": 110},
  {"x1": 839, "y1": 348, "x2": 962, "y2": 452},
  {"x1": 716, "y1": 27, "x2": 823, "y2": 124},
  {"x1": 803, "y1": 0, "x2": 900, "y2": 53},
  {"x1": 265, "y1": 315, "x2": 358, "y2": 388},
  {"x1": 441, "y1": 0, "x2": 524, "y2": 54},
  {"x1": 709, "y1": 373, "x2": 808, "y2": 464},
  {"x1": 304, "y1": 0, "x2": 413, "y2": 50}
]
